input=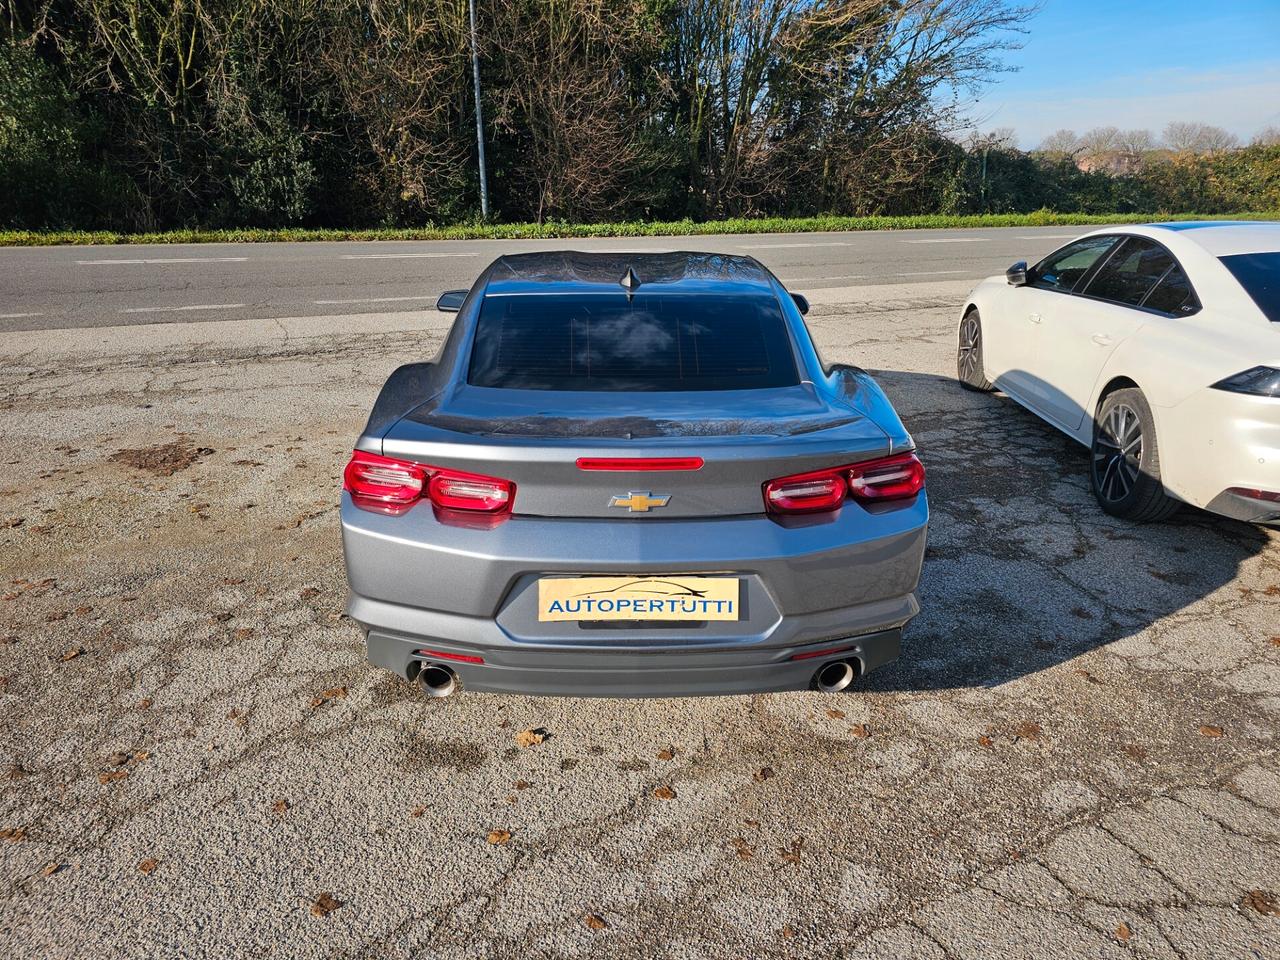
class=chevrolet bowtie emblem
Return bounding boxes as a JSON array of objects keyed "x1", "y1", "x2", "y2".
[{"x1": 610, "y1": 491, "x2": 671, "y2": 513}]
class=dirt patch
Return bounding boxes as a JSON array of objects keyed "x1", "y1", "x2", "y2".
[{"x1": 109, "y1": 441, "x2": 214, "y2": 476}]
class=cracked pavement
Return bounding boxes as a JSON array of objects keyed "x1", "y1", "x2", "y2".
[{"x1": 1, "y1": 279, "x2": 1277, "y2": 959}]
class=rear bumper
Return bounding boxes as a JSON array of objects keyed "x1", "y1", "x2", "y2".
[
  {"x1": 361, "y1": 621, "x2": 903, "y2": 697},
  {"x1": 341, "y1": 490, "x2": 927, "y2": 696}
]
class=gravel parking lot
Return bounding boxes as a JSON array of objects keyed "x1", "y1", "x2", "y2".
[{"x1": 1, "y1": 277, "x2": 1277, "y2": 959}]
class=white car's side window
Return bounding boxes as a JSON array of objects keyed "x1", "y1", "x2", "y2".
[
  {"x1": 1032, "y1": 236, "x2": 1118, "y2": 293},
  {"x1": 1082, "y1": 237, "x2": 1199, "y2": 316}
]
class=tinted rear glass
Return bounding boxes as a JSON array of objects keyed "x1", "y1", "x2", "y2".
[
  {"x1": 467, "y1": 293, "x2": 799, "y2": 391},
  {"x1": 1221, "y1": 252, "x2": 1280, "y2": 322}
]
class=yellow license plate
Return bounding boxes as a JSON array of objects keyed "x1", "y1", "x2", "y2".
[{"x1": 537, "y1": 576, "x2": 740, "y2": 622}]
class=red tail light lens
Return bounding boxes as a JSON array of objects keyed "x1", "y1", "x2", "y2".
[
  {"x1": 429, "y1": 470, "x2": 513, "y2": 512},
  {"x1": 343, "y1": 451, "x2": 514, "y2": 515},
  {"x1": 343, "y1": 451, "x2": 425, "y2": 507},
  {"x1": 764, "y1": 469, "x2": 847, "y2": 513},
  {"x1": 847, "y1": 453, "x2": 925, "y2": 501},
  {"x1": 764, "y1": 452, "x2": 924, "y2": 514}
]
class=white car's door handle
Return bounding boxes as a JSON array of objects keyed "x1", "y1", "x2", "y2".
[
  {"x1": 1029, "y1": 313, "x2": 1043, "y2": 324},
  {"x1": 1091, "y1": 333, "x2": 1113, "y2": 346}
]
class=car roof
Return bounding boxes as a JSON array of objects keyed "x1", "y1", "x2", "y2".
[
  {"x1": 1144, "y1": 220, "x2": 1280, "y2": 256},
  {"x1": 481, "y1": 251, "x2": 776, "y2": 296}
]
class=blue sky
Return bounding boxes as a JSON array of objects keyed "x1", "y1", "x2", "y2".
[{"x1": 965, "y1": 0, "x2": 1280, "y2": 147}]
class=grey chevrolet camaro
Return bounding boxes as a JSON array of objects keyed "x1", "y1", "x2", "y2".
[{"x1": 340, "y1": 252, "x2": 928, "y2": 698}]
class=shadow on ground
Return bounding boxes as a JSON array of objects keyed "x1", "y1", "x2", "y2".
[{"x1": 865, "y1": 369, "x2": 1272, "y2": 693}]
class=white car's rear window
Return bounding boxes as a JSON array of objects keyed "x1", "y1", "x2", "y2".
[{"x1": 1221, "y1": 253, "x2": 1280, "y2": 322}]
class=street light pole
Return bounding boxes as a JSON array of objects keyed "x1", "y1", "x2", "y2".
[{"x1": 468, "y1": 0, "x2": 490, "y2": 220}]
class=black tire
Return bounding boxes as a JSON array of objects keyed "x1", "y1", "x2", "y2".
[
  {"x1": 957, "y1": 309, "x2": 995, "y2": 392},
  {"x1": 1089, "y1": 388, "x2": 1180, "y2": 522}
]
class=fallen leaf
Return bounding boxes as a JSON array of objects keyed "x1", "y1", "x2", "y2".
[
  {"x1": 1, "y1": 827, "x2": 26, "y2": 842},
  {"x1": 1121, "y1": 744, "x2": 1147, "y2": 761},
  {"x1": 515, "y1": 728, "x2": 546, "y2": 749},
  {"x1": 409, "y1": 805, "x2": 427, "y2": 818},
  {"x1": 743, "y1": 818, "x2": 760, "y2": 829},
  {"x1": 1199, "y1": 724, "x2": 1224, "y2": 738},
  {"x1": 310, "y1": 686, "x2": 348, "y2": 708},
  {"x1": 136, "y1": 698, "x2": 153, "y2": 710},
  {"x1": 233, "y1": 628, "x2": 255, "y2": 640},
  {"x1": 1242, "y1": 890, "x2": 1280, "y2": 916},
  {"x1": 271, "y1": 799, "x2": 290, "y2": 815},
  {"x1": 45, "y1": 611, "x2": 69, "y2": 622},
  {"x1": 779, "y1": 837, "x2": 805, "y2": 864},
  {"x1": 310, "y1": 892, "x2": 342, "y2": 917},
  {"x1": 41, "y1": 862, "x2": 64, "y2": 877},
  {"x1": 59, "y1": 648, "x2": 83, "y2": 662},
  {"x1": 1114, "y1": 922, "x2": 1131, "y2": 943},
  {"x1": 1015, "y1": 721, "x2": 1042, "y2": 740},
  {"x1": 850, "y1": 724, "x2": 871, "y2": 738},
  {"x1": 514, "y1": 779, "x2": 531, "y2": 790},
  {"x1": 753, "y1": 767, "x2": 775, "y2": 782},
  {"x1": 731, "y1": 837, "x2": 754, "y2": 860},
  {"x1": 781, "y1": 925, "x2": 795, "y2": 939},
  {"x1": 584, "y1": 913, "x2": 608, "y2": 930},
  {"x1": 300, "y1": 587, "x2": 320, "y2": 599},
  {"x1": 977, "y1": 735, "x2": 994, "y2": 749},
  {"x1": 826, "y1": 708, "x2": 846, "y2": 720},
  {"x1": 486, "y1": 829, "x2": 512, "y2": 845},
  {"x1": 98, "y1": 770, "x2": 128, "y2": 784},
  {"x1": 1270, "y1": 636, "x2": 1280, "y2": 647},
  {"x1": 653, "y1": 785, "x2": 677, "y2": 800},
  {"x1": 138, "y1": 857, "x2": 159, "y2": 875},
  {"x1": 656, "y1": 748, "x2": 675, "y2": 761}
]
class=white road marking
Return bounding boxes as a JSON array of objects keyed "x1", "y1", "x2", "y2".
[
  {"x1": 121, "y1": 303, "x2": 245, "y2": 314},
  {"x1": 781, "y1": 274, "x2": 870, "y2": 282},
  {"x1": 77, "y1": 257, "x2": 249, "y2": 265},
  {"x1": 895, "y1": 269, "x2": 969, "y2": 276},
  {"x1": 313, "y1": 295, "x2": 437, "y2": 305},
  {"x1": 739, "y1": 241, "x2": 852, "y2": 249},
  {"x1": 0, "y1": 312, "x2": 44, "y2": 319},
  {"x1": 901, "y1": 238, "x2": 989, "y2": 244},
  {"x1": 339, "y1": 252, "x2": 480, "y2": 260},
  {"x1": 1016, "y1": 234, "x2": 1079, "y2": 239}
]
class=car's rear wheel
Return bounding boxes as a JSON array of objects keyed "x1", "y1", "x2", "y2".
[
  {"x1": 1090, "y1": 388, "x2": 1180, "y2": 522},
  {"x1": 957, "y1": 309, "x2": 995, "y2": 391}
]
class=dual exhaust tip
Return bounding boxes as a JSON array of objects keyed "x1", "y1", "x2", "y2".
[{"x1": 415, "y1": 656, "x2": 856, "y2": 698}]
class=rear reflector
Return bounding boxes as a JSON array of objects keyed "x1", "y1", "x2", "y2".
[
  {"x1": 1226, "y1": 486, "x2": 1280, "y2": 502},
  {"x1": 343, "y1": 450, "x2": 514, "y2": 515},
  {"x1": 764, "y1": 452, "x2": 925, "y2": 514},
  {"x1": 576, "y1": 457, "x2": 704, "y2": 471},
  {"x1": 790, "y1": 644, "x2": 854, "y2": 661},
  {"x1": 415, "y1": 648, "x2": 485, "y2": 665}
]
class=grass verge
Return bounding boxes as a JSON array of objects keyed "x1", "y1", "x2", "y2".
[{"x1": 2, "y1": 210, "x2": 1278, "y2": 246}]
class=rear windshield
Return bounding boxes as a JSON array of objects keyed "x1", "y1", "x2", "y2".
[
  {"x1": 467, "y1": 293, "x2": 799, "y2": 391},
  {"x1": 1221, "y1": 252, "x2": 1280, "y2": 322}
]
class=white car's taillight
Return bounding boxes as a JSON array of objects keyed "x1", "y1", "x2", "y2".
[{"x1": 1211, "y1": 366, "x2": 1280, "y2": 397}]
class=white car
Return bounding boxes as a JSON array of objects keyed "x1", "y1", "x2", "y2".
[{"x1": 956, "y1": 221, "x2": 1279, "y2": 525}]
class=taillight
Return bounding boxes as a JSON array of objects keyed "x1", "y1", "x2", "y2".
[
  {"x1": 343, "y1": 451, "x2": 425, "y2": 507},
  {"x1": 847, "y1": 453, "x2": 926, "y2": 501},
  {"x1": 343, "y1": 451, "x2": 514, "y2": 515},
  {"x1": 763, "y1": 452, "x2": 924, "y2": 514},
  {"x1": 1226, "y1": 486, "x2": 1280, "y2": 503},
  {"x1": 1211, "y1": 366, "x2": 1280, "y2": 397},
  {"x1": 429, "y1": 470, "x2": 513, "y2": 512}
]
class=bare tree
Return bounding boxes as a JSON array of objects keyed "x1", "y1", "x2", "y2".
[
  {"x1": 1251, "y1": 125, "x2": 1280, "y2": 147},
  {"x1": 1037, "y1": 129, "x2": 1081, "y2": 156},
  {"x1": 1163, "y1": 121, "x2": 1239, "y2": 154},
  {"x1": 1077, "y1": 126, "x2": 1121, "y2": 160}
]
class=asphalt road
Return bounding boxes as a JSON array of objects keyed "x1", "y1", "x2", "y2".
[
  {"x1": 1, "y1": 274, "x2": 1277, "y2": 959},
  {"x1": 0, "y1": 225, "x2": 1087, "y2": 332}
]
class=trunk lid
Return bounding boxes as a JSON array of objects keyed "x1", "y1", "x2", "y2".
[{"x1": 380, "y1": 383, "x2": 892, "y2": 519}]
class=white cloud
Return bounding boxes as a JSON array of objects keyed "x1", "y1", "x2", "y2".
[{"x1": 964, "y1": 62, "x2": 1280, "y2": 148}]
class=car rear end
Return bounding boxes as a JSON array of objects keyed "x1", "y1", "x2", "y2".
[{"x1": 340, "y1": 253, "x2": 928, "y2": 696}]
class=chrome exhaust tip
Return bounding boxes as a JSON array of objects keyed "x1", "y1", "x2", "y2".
[
  {"x1": 814, "y1": 659, "x2": 855, "y2": 694},
  {"x1": 416, "y1": 663, "x2": 459, "y2": 699}
]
